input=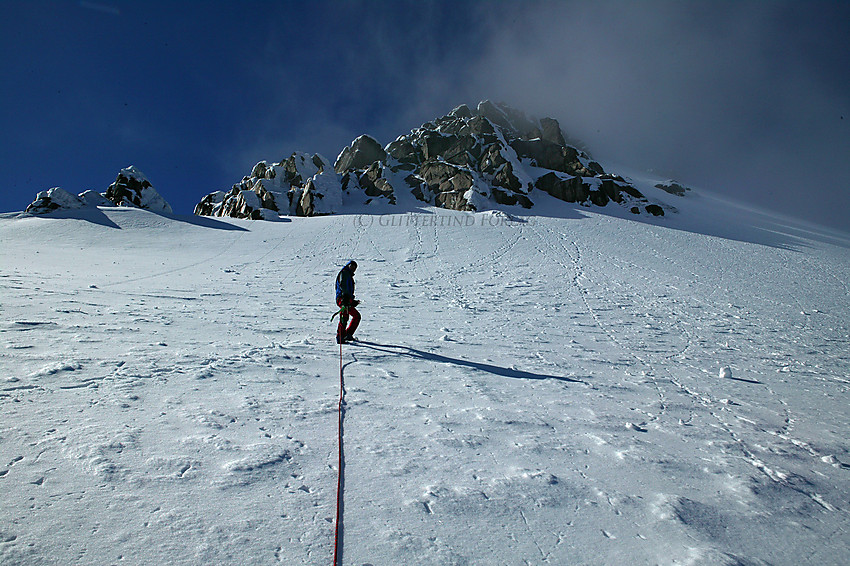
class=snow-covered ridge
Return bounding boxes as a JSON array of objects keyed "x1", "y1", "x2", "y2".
[
  {"x1": 18, "y1": 103, "x2": 688, "y2": 222},
  {"x1": 24, "y1": 166, "x2": 172, "y2": 215},
  {"x1": 195, "y1": 101, "x2": 687, "y2": 220}
]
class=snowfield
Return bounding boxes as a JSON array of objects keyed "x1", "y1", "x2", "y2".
[{"x1": 1, "y1": 193, "x2": 849, "y2": 565}]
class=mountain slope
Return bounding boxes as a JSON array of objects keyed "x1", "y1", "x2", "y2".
[{"x1": 1, "y1": 200, "x2": 849, "y2": 565}]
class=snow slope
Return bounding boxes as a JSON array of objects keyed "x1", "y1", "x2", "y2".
[{"x1": 1, "y1": 198, "x2": 849, "y2": 565}]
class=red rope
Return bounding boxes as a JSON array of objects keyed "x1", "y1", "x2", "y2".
[{"x1": 333, "y1": 341, "x2": 344, "y2": 565}]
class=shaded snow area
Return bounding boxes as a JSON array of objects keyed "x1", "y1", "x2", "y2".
[{"x1": 1, "y1": 203, "x2": 849, "y2": 565}]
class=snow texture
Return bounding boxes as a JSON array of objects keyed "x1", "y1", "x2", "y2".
[{"x1": 1, "y1": 193, "x2": 849, "y2": 565}]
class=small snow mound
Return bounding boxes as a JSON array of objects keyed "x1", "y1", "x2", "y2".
[
  {"x1": 79, "y1": 190, "x2": 115, "y2": 208},
  {"x1": 223, "y1": 447, "x2": 291, "y2": 472},
  {"x1": 258, "y1": 208, "x2": 282, "y2": 221},
  {"x1": 29, "y1": 360, "x2": 82, "y2": 378}
]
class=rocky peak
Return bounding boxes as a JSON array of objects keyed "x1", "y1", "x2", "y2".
[{"x1": 194, "y1": 101, "x2": 683, "y2": 219}]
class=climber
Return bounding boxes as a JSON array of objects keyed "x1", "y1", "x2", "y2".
[{"x1": 335, "y1": 260, "x2": 360, "y2": 344}]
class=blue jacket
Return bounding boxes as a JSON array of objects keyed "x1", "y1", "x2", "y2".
[{"x1": 335, "y1": 262, "x2": 356, "y2": 302}]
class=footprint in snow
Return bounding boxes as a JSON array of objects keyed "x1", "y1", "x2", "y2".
[{"x1": 626, "y1": 422, "x2": 648, "y2": 433}]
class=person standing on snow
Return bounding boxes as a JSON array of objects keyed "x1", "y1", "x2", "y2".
[{"x1": 335, "y1": 260, "x2": 360, "y2": 344}]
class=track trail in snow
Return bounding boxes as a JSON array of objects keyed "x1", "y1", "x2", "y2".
[
  {"x1": 525, "y1": 219, "x2": 670, "y2": 423},
  {"x1": 525, "y1": 215, "x2": 849, "y2": 522}
]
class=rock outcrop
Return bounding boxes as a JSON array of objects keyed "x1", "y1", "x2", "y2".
[
  {"x1": 655, "y1": 180, "x2": 691, "y2": 196},
  {"x1": 334, "y1": 135, "x2": 387, "y2": 174},
  {"x1": 26, "y1": 167, "x2": 172, "y2": 215},
  {"x1": 25, "y1": 187, "x2": 89, "y2": 215},
  {"x1": 195, "y1": 101, "x2": 680, "y2": 218},
  {"x1": 103, "y1": 166, "x2": 172, "y2": 213},
  {"x1": 371, "y1": 101, "x2": 653, "y2": 213},
  {"x1": 194, "y1": 152, "x2": 340, "y2": 219}
]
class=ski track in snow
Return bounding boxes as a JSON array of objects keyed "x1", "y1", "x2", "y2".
[{"x1": 0, "y1": 207, "x2": 849, "y2": 565}]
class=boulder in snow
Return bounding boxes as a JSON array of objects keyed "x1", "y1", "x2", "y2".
[
  {"x1": 104, "y1": 166, "x2": 173, "y2": 213},
  {"x1": 25, "y1": 188, "x2": 85, "y2": 214},
  {"x1": 655, "y1": 180, "x2": 691, "y2": 196}
]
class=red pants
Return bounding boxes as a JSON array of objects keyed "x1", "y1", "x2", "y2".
[{"x1": 336, "y1": 299, "x2": 360, "y2": 339}]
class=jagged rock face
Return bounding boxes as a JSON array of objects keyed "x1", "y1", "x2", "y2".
[
  {"x1": 25, "y1": 166, "x2": 172, "y2": 216},
  {"x1": 294, "y1": 157, "x2": 341, "y2": 216},
  {"x1": 378, "y1": 100, "x2": 653, "y2": 212},
  {"x1": 194, "y1": 153, "x2": 340, "y2": 219},
  {"x1": 214, "y1": 183, "x2": 281, "y2": 220},
  {"x1": 539, "y1": 117, "x2": 567, "y2": 146},
  {"x1": 334, "y1": 135, "x2": 386, "y2": 174},
  {"x1": 510, "y1": 139, "x2": 597, "y2": 177},
  {"x1": 477, "y1": 100, "x2": 535, "y2": 136},
  {"x1": 194, "y1": 100, "x2": 679, "y2": 218},
  {"x1": 295, "y1": 180, "x2": 316, "y2": 217},
  {"x1": 535, "y1": 172, "x2": 590, "y2": 203},
  {"x1": 104, "y1": 166, "x2": 173, "y2": 213},
  {"x1": 193, "y1": 191, "x2": 227, "y2": 217},
  {"x1": 493, "y1": 162, "x2": 523, "y2": 193},
  {"x1": 386, "y1": 139, "x2": 421, "y2": 166},
  {"x1": 358, "y1": 163, "x2": 397, "y2": 204}
]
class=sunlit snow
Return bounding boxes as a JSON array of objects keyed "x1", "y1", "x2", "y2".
[{"x1": 1, "y1": 191, "x2": 848, "y2": 565}]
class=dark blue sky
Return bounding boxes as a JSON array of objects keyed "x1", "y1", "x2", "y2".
[{"x1": 2, "y1": 1, "x2": 849, "y2": 231}]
